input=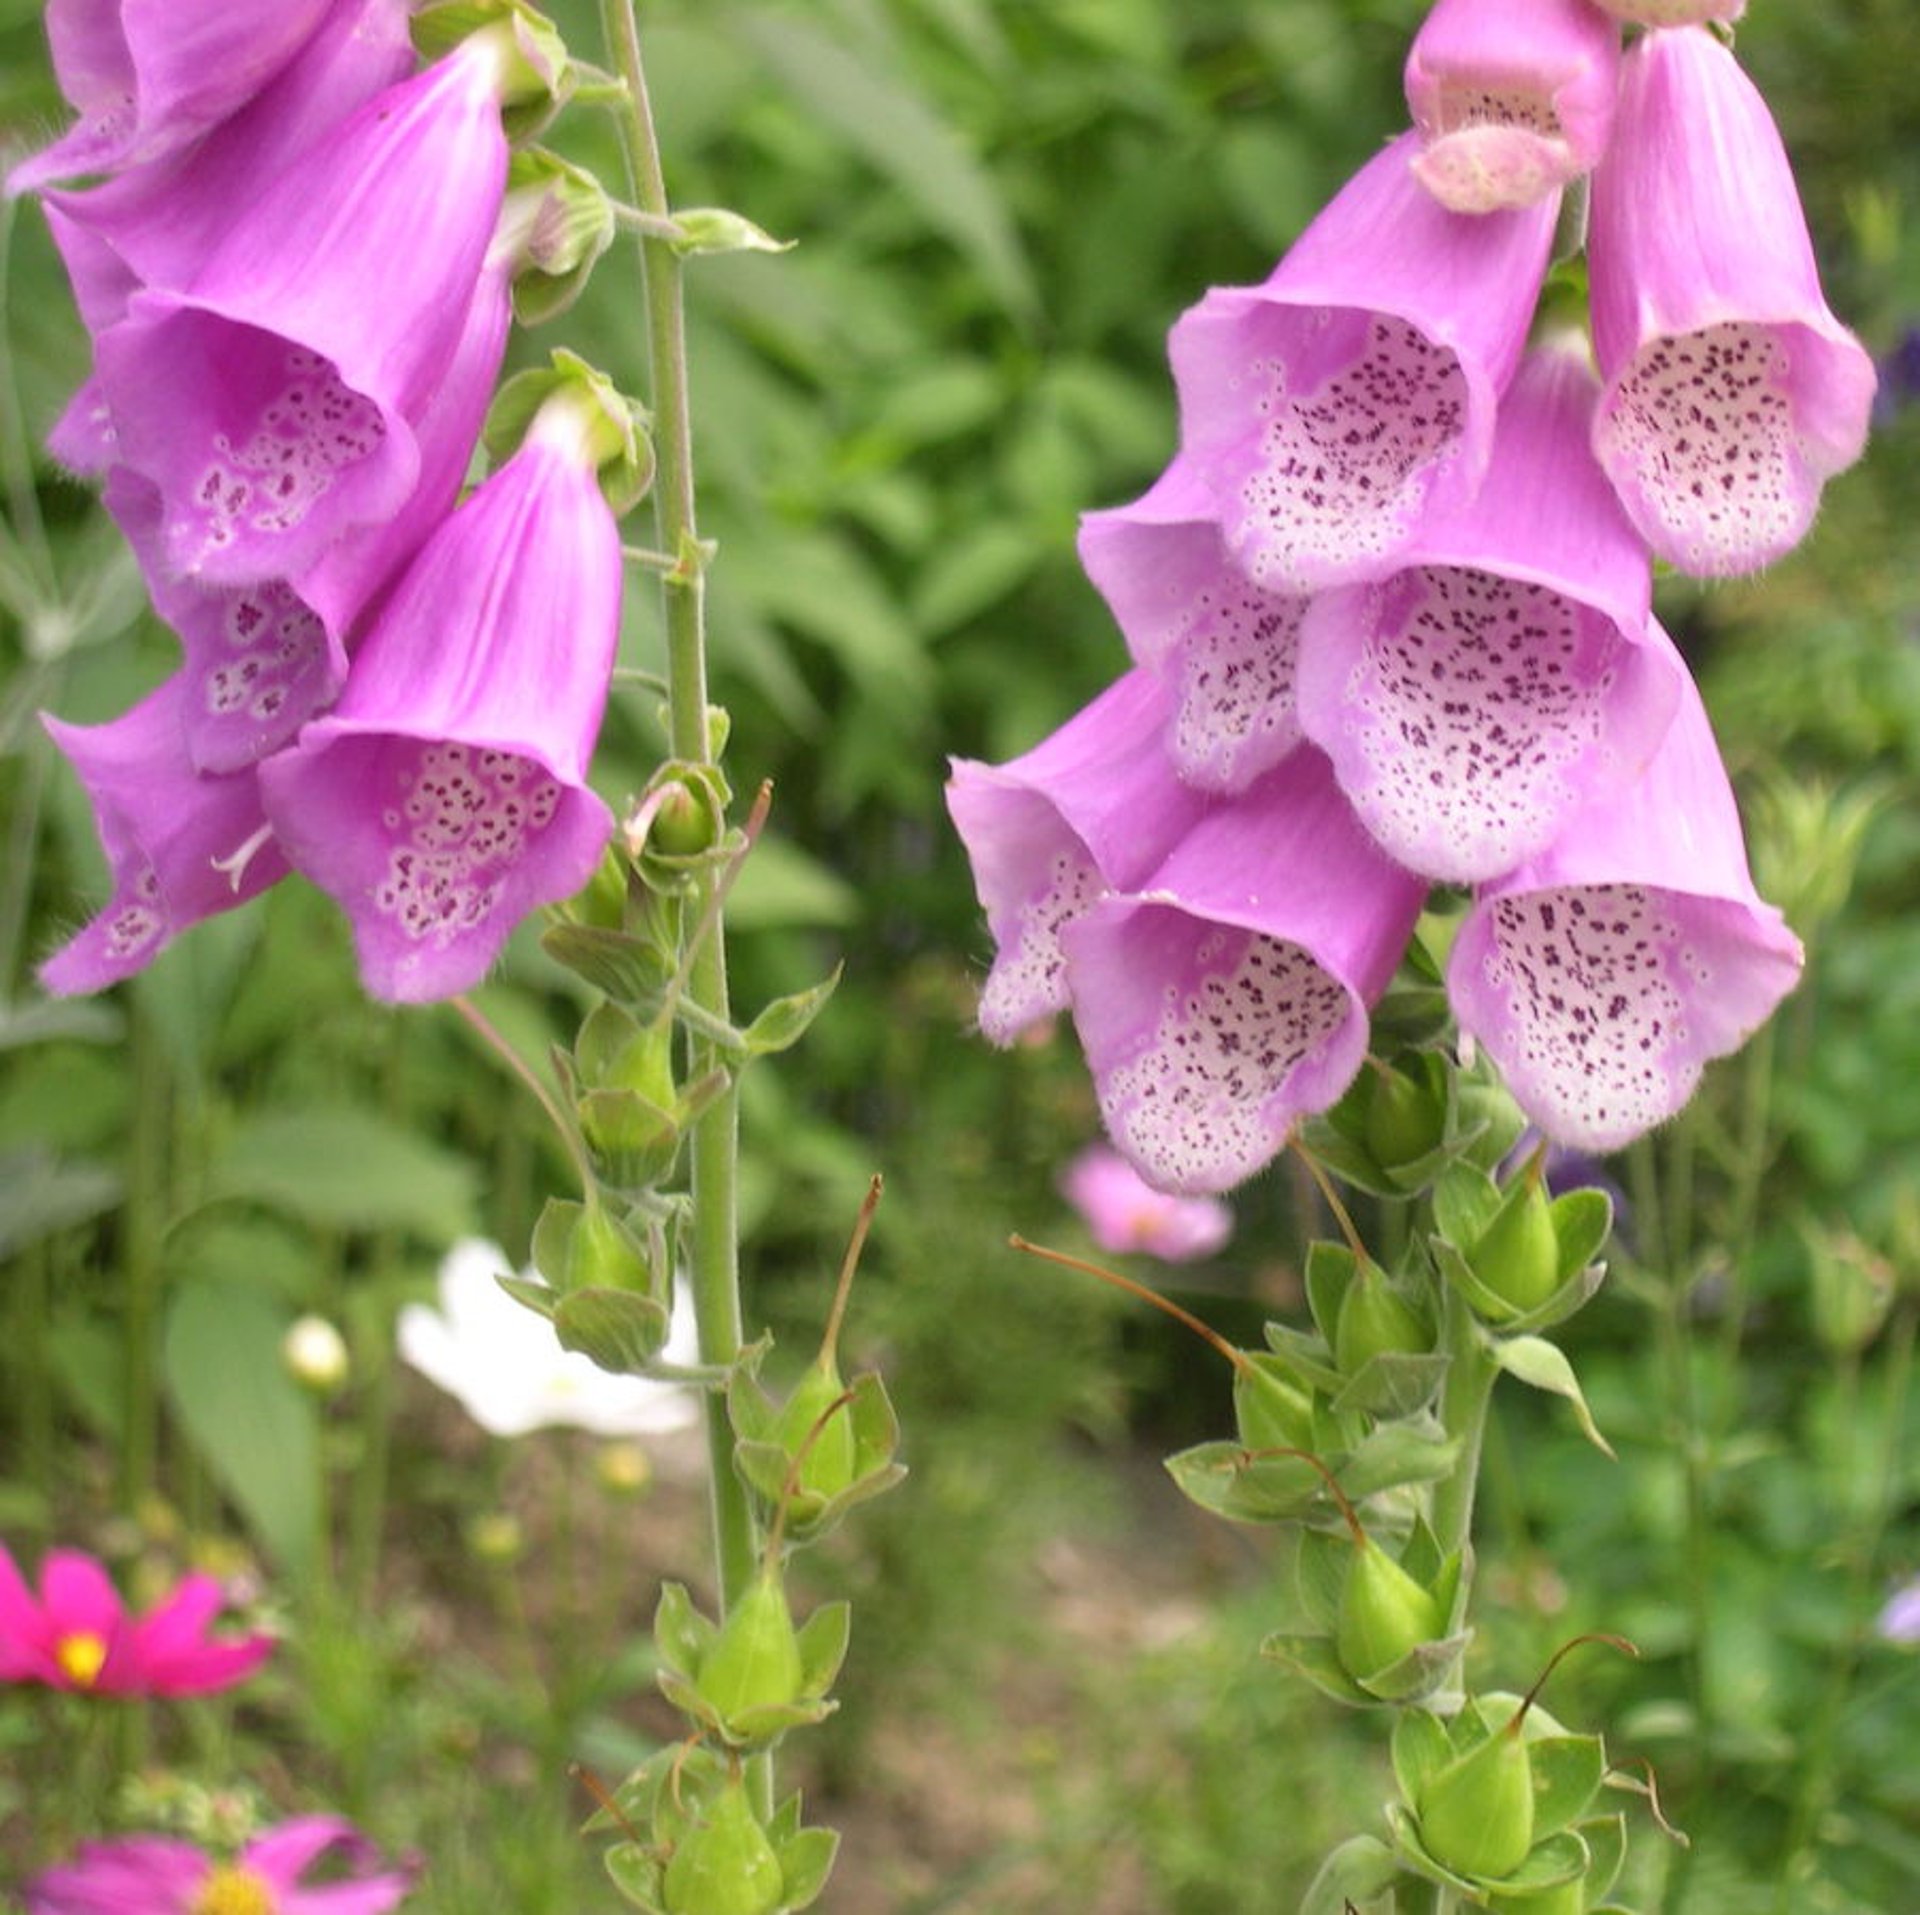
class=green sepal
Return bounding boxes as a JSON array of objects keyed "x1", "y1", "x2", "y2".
[
  {"x1": 1163, "y1": 1441, "x2": 1326, "y2": 1525},
  {"x1": 794, "y1": 1600, "x2": 852, "y2": 1698},
  {"x1": 495, "y1": 1272, "x2": 558, "y2": 1321},
  {"x1": 1263, "y1": 1626, "x2": 1469, "y2": 1709},
  {"x1": 555, "y1": 1286, "x2": 670, "y2": 1373},
  {"x1": 1391, "y1": 1708, "x2": 1458, "y2": 1813},
  {"x1": 771, "y1": 1825, "x2": 838, "y2": 1912},
  {"x1": 530, "y1": 1195, "x2": 661, "y2": 1297},
  {"x1": 1301, "y1": 1833, "x2": 1405, "y2": 1915},
  {"x1": 503, "y1": 148, "x2": 617, "y2": 322},
  {"x1": 1435, "y1": 1163, "x2": 1612, "y2": 1331},
  {"x1": 742, "y1": 965, "x2": 844, "y2": 1059},
  {"x1": 653, "y1": 1580, "x2": 718, "y2": 1679},
  {"x1": 412, "y1": 2, "x2": 573, "y2": 141},
  {"x1": 636, "y1": 762, "x2": 735, "y2": 892},
  {"x1": 1232, "y1": 1354, "x2": 1317, "y2": 1453},
  {"x1": 578, "y1": 1086, "x2": 683, "y2": 1191},
  {"x1": 729, "y1": 1368, "x2": 904, "y2": 1543},
  {"x1": 1337, "y1": 1412, "x2": 1460, "y2": 1502},
  {"x1": 1492, "y1": 1335, "x2": 1615, "y2": 1457},
  {"x1": 1577, "y1": 1812, "x2": 1629, "y2": 1903},
  {"x1": 1258, "y1": 1321, "x2": 1344, "y2": 1399},
  {"x1": 484, "y1": 350, "x2": 653, "y2": 516},
  {"x1": 541, "y1": 921, "x2": 675, "y2": 1001},
  {"x1": 576, "y1": 1002, "x2": 675, "y2": 1102},
  {"x1": 604, "y1": 1840, "x2": 665, "y2": 1912},
  {"x1": 1332, "y1": 1348, "x2": 1449, "y2": 1420},
  {"x1": 1528, "y1": 1734, "x2": 1608, "y2": 1838},
  {"x1": 669, "y1": 207, "x2": 796, "y2": 259}
]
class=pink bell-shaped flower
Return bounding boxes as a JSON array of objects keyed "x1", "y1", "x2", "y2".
[
  {"x1": 7, "y1": 0, "x2": 345, "y2": 193},
  {"x1": 1448, "y1": 631, "x2": 1803, "y2": 1152},
  {"x1": 100, "y1": 263, "x2": 512, "y2": 774},
  {"x1": 1589, "y1": 1, "x2": 1743, "y2": 22},
  {"x1": 38, "y1": 676, "x2": 289, "y2": 995},
  {"x1": 1170, "y1": 131, "x2": 1558, "y2": 596},
  {"x1": 90, "y1": 36, "x2": 512, "y2": 587},
  {"x1": 1062, "y1": 746, "x2": 1427, "y2": 1195},
  {"x1": 0, "y1": 1543, "x2": 273, "y2": 1696},
  {"x1": 258, "y1": 397, "x2": 623, "y2": 1004},
  {"x1": 1587, "y1": 26, "x2": 1875, "y2": 577},
  {"x1": 946, "y1": 670, "x2": 1214, "y2": 1045},
  {"x1": 1076, "y1": 459, "x2": 1307, "y2": 796},
  {"x1": 1404, "y1": 0, "x2": 1623, "y2": 214},
  {"x1": 1296, "y1": 339, "x2": 1680, "y2": 885}
]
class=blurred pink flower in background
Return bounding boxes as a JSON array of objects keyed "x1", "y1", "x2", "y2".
[
  {"x1": 1061, "y1": 1144, "x2": 1233, "y2": 1263},
  {"x1": 26, "y1": 1815, "x2": 414, "y2": 1914},
  {"x1": 0, "y1": 1544, "x2": 272, "y2": 1697},
  {"x1": 1877, "y1": 1577, "x2": 1920, "y2": 1646}
]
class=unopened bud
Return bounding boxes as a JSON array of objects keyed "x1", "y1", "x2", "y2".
[{"x1": 282, "y1": 1315, "x2": 350, "y2": 1394}]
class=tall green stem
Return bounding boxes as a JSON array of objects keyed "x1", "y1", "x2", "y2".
[
  {"x1": 1431, "y1": 1279, "x2": 1497, "y2": 1567},
  {"x1": 596, "y1": 0, "x2": 756, "y2": 1619}
]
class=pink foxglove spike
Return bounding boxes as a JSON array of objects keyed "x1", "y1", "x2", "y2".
[
  {"x1": 1448, "y1": 628, "x2": 1803, "y2": 1152},
  {"x1": 1077, "y1": 458, "x2": 1306, "y2": 796},
  {"x1": 1404, "y1": 0, "x2": 1623, "y2": 214},
  {"x1": 1587, "y1": 26, "x2": 1875, "y2": 576},
  {"x1": 1296, "y1": 339, "x2": 1680, "y2": 885},
  {"x1": 1062, "y1": 747, "x2": 1426, "y2": 1195},
  {"x1": 1170, "y1": 131, "x2": 1558, "y2": 596}
]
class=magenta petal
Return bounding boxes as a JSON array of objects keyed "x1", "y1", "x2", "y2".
[
  {"x1": 259, "y1": 429, "x2": 621, "y2": 1004},
  {"x1": 1062, "y1": 748, "x2": 1426, "y2": 1194},
  {"x1": 1588, "y1": 28, "x2": 1875, "y2": 576},
  {"x1": 0, "y1": 1545, "x2": 45, "y2": 1678},
  {"x1": 1296, "y1": 341, "x2": 1677, "y2": 883},
  {"x1": 1170, "y1": 132, "x2": 1557, "y2": 595},
  {"x1": 119, "y1": 1571, "x2": 272, "y2": 1697},
  {"x1": 46, "y1": 377, "x2": 117, "y2": 476},
  {"x1": 245, "y1": 1816, "x2": 415, "y2": 1913},
  {"x1": 1077, "y1": 459, "x2": 1307, "y2": 794},
  {"x1": 25, "y1": 1836, "x2": 208, "y2": 1914},
  {"x1": 38, "y1": 676, "x2": 290, "y2": 995},
  {"x1": 1448, "y1": 633, "x2": 1803, "y2": 1151},
  {"x1": 9, "y1": 0, "x2": 341, "y2": 191},
  {"x1": 945, "y1": 670, "x2": 1213, "y2": 1043},
  {"x1": 1405, "y1": 0, "x2": 1622, "y2": 213},
  {"x1": 92, "y1": 43, "x2": 509, "y2": 586}
]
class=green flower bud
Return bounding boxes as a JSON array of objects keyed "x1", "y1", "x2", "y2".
[
  {"x1": 773, "y1": 1360, "x2": 856, "y2": 1503},
  {"x1": 663, "y1": 1778, "x2": 784, "y2": 1915},
  {"x1": 1333, "y1": 1263, "x2": 1426, "y2": 1372},
  {"x1": 1419, "y1": 1711, "x2": 1535, "y2": 1881},
  {"x1": 697, "y1": 1571, "x2": 803, "y2": 1726},
  {"x1": 1473, "y1": 1179, "x2": 1561, "y2": 1316},
  {"x1": 1365, "y1": 1063, "x2": 1445, "y2": 1169},
  {"x1": 1337, "y1": 1538, "x2": 1443, "y2": 1682}
]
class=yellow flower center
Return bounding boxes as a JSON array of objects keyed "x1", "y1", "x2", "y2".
[
  {"x1": 54, "y1": 1630, "x2": 108, "y2": 1688},
  {"x1": 190, "y1": 1865, "x2": 277, "y2": 1915}
]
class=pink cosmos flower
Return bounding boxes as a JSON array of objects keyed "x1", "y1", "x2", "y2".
[
  {"x1": 1062, "y1": 746, "x2": 1427, "y2": 1195},
  {"x1": 945, "y1": 670, "x2": 1213, "y2": 1044},
  {"x1": 25, "y1": 1817, "x2": 414, "y2": 1914},
  {"x1": 1587, "y1": 27, "x2": 1875, "y2": 576},
  {"x1": 1060, "y1": 1144, "x2": 1233, "y2": 1263},
  {"x1": 7, "y1": 0, "x2": 344, "y2": 194},
  {"x1": 1448, "y1": 630, "x2": 1803, "y2": 1152},
  {"x1": 90, "y1": 38, "x2": 511, "y2": 587},
  {"x1": 1076, "y1": 459, "x2": 1306, "y2": 796},
  {"x1": 0, "y1": 1543, "x2": 273, "y2": 1696},
  {"x1": 257, "y1": 401, "x2": 623, "y2": 1004},
  {"x1": 1295, "y1": 338, "x2": 1680, "y2": 885},
  {"x1": 1404, "y1": 0, "x2": 1622, "y2": 214},
  {"x1": 38, "y1": 676, "x2": 290, "y2": 995},
  {"x1": 1169, "y1": 131, "x2": 1558, "y2": 595}
]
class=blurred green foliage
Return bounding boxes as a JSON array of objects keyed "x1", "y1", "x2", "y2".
[{"x1": 2, "y1": 0, "x2": 1920, "y2": 1909}]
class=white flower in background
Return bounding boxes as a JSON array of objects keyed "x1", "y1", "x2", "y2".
[{"x1": 398, "y1": 1238, "x2": 702, "y2": 1439}]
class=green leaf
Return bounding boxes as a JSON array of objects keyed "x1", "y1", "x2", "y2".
[
  {"x1": 0, "y1": 1148, "x2": 122, "y2": 1258},
  {"x1": 742, "y1": 964, "x2": 843, "y2": 1057},
  {"x1": 1301, "y1": 1834, "x2": 1404, "y2": 1915},
  {"x1": 740, "y1": 13, "x2": 1037, "y2": 321},
  {"x1": 203, "y1": 1105, "x2": 478, "y2": 1237},
  {"x1": 1493, "y1": 1335, "x2": 1615, "y2": 1457},
  {"x1": 162, "y1": 1280, "x2": 319, "y2": 1573}
]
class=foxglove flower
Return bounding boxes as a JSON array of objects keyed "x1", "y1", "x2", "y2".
[
  {"x1": 101, "y1": 264, "x2": 512, "y2": 773},
  {"x1": 1076, "y1": 459, "x2": 1306, "y2": 795},
  {"x1": 1062, "y1": 747, "x2": 1427, "y2": 1194},
  {"x1": 39, "y1": 676, "x2": 289, "y2": 995},
  {"x1": 1296, "y1": 340, "x2": 1679, "y2": 884},
  {"x1": 7, "y1": 0, "x2": 343, "y2": 194},
  {"x1": 257, "y1": 400, "x2": 622, "y2": 1004},
  {"x1": 0, "y1": 1543, "x2": 272, "y2": 1695},
  {"x1": 90, "y1": 36, "x2": 512, "y2": 587},
  {"x1": 946, "y1": 670, "x2": 1213, "y2": 1044},
  {"x1": 1061, "y1": 1144, "x2": 1234, "y2": 1262},
  {"x1": 1404, "y1": 0, "x2": 1622, "y2": 214},
  {"x1": 1448, "y1": 634, "x2": 1802, "y2": 1152},
  {"x1": 398, "y1": 1239, "x2": 701, "y2": 1441},
  {"x1": 1169, "y1": 132, "x2": 1558, "y2": 595},
  {"x1": 25, "y1": 1817, "x2": 413, "y2": 1915},
  {"x1": 1587, "y1": 27, "x2": 1876, "y2": 576}
]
